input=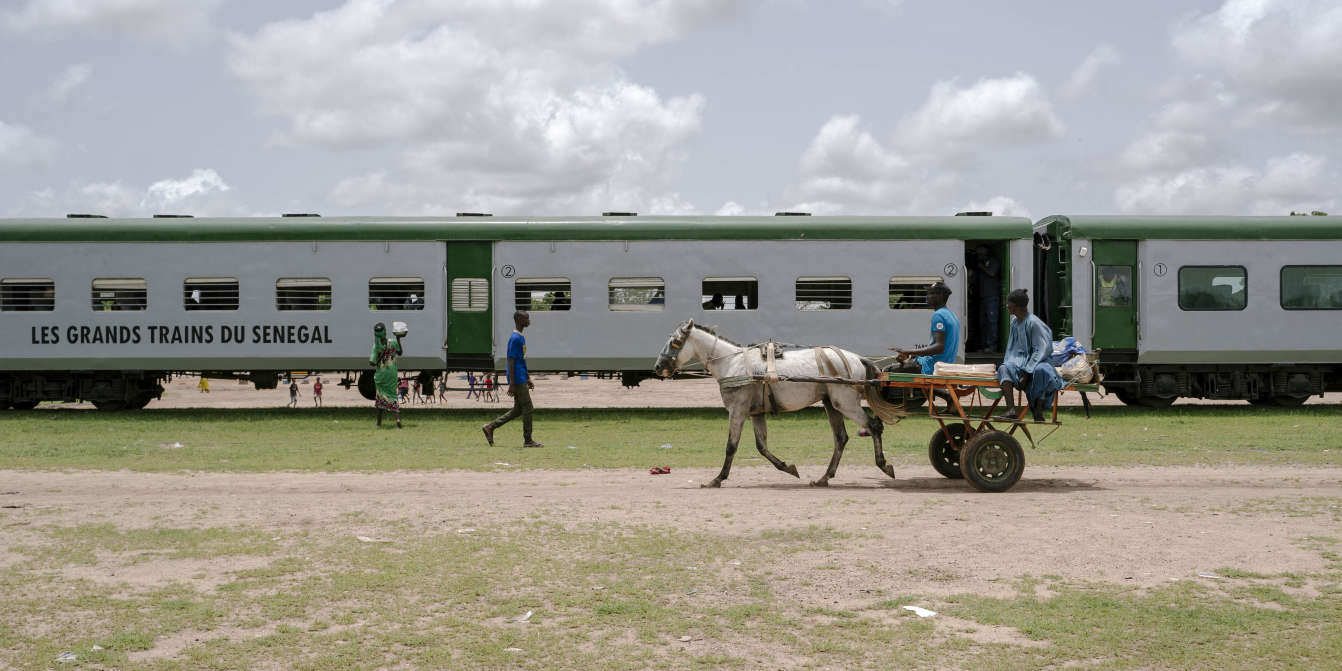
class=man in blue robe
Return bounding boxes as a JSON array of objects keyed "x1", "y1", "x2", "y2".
[{"x1": 997, "y1": 289, "x2": 1063, "y2": 422}]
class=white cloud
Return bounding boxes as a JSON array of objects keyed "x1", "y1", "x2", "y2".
[
  {"x1": 42, "y1": 63, "x2": 92, "y2": 105},
  {"x1": 14, "y1": 168, "x2": 238, "y2": 217},
  {"x1": 1115, "y1": 152, "x2": 1336, "y2": 215},
  {"x1": 1120, "y1": 130, "x2": 1227, "y2": 172},
  {"x1": 714, "y1": 201, "x2": 745, "y2": 216},
  {"x1": 144, "y1": 168, "x2": 231, "y2": 211},
  {"x1": 896, "y1": 73, "x2": 1064, "y2": 152},
  {"x1": 1062, "y1": 43, "x2": 1121, "y2": 97},
  {"x1": 1173, "y1": 0, "x2": 1342, "y2": 127},
  {"x1": 228, "y1": 0, "x2": 733, "y2": 214},
  {"x1": 0, "y1": 0, "x2": 223, "y2": 45},
  {"x1": 0, "y1": 120, "x2": 59, "y2": 169}
]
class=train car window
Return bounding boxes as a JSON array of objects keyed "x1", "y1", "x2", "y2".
[
  {"x1": 701, "y1": 277, "x2": 757, "y2": 310},
  {"x1": 515, "y1": 278, "x2": 571, "y2": 311},
  {"x1": 91, "y1": 278, "x2": 147, "y2": 311},
  {"x1": 1096, "y1": 266, "x2": 1132, "y2": 307},
  {"x1": 450, "y1": 278, "x2": 489, "y2": 312},
  {"x1": 609, "y1": 277, "x2": 665, "y2": 311},
  {"x1": 1, "y1": 278, "x2": 55, "y2": 311},
  {"x1": 1178, "y1": 266, "x2": 1246, "y2": 311},
  {"x1": 276, "y1": 278, "x2": 332, "y2": 311},
  {"x1": 888, "y1": 276, "x2": 943, "y2": 309},
  {"x1": 369, "y1": 277, "x2": 426, "y2": 311},
  {"x1": 184, "y1": 278, "x2": 239, "y2": 311},
  {"x1": 1281, "y1": 266, "x2": 1342, "y2": 310},
  {"x1": 796, "y1": 277, "x2": 852, "y2": 311}
]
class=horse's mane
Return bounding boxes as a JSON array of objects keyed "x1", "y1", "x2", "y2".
[{"x1": 690, "y1": 323, "x2": 746, "y2": 348}]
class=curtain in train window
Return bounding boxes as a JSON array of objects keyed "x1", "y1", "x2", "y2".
[
  {"x1": 91, "y1": 278, "x2": 147, "y2": 311},
  {"x1": 1, "y1": 278, "x2": 54, "y2": 311},
  {"x1": 515, "y1": 278, "x2": 571, "y2": 311},
  {"x1": 1281, "y1": 266, "x2": 1342, "y2": 309},
  {"x1": 276, "y1": 278, "x2": 332, "y2": 311},
  {"x1": 609, "y1": 277, "x2": 665, "y2": 311},
  {"x1": 888, "y1": 276, "x2": 943, "y2": 309},
  {"x1": 1177, "y1": 266, "x2": 1246, "y2": 311},
  {"x1": 369, "y1": 277, "x2": 426, "y2": 311},
  {"x1": 796, "y1": 277, "x2": 852, "y2": 311},
  {"x1": 184, "y1": 278, "x2": 239, "y2": 311}
]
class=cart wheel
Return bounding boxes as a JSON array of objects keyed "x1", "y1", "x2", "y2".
[
  {"x1": 357, "y1": 370, "x2": 377, "y2": 401},
  {"x1": 928, "y1": 425, "x2": 967, "y2": 479},
  {"x1": 959, "y1": 430, "x2": 1024, "y2": 492}
]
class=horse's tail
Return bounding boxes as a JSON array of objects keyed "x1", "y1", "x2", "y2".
[{"x1": 860, "y1": 356, "x2": 906, "y2": 423}]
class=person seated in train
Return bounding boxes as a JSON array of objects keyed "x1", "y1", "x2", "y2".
[
  {"x1": 996, "y1": 288, "x2": 1064, "y2": 423},
  {"x1": 702, "y1": 293, "x2": 724, "y2": 310},
  {"x1": 890, "y1": 281, "x2": 960, "y2": 375}
]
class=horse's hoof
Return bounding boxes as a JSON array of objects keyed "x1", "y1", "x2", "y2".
[
  {"x1": 882, "y1": 464, "x2": 896, "y2": 479},
  {"x1": 785, "y1": 464, "x2": 799, "y2": 478},
  {"x1": 809, "y1": 479, "x2": 829, "y2": 487},
  {"x1": 700, "y1": 480, "x2": 722, "y2": 489}
]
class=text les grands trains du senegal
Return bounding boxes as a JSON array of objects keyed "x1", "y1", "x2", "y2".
[{"x1": 31, "y1": 324, "x2": 334, "y2": 346}]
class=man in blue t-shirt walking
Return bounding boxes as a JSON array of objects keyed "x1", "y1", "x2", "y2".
[
  {"x1": 891, "y1": 281, "x2": 961, "y2": 374},
  {"x1": 482, "y1": 311, "x2": 543, "y2": 447}
]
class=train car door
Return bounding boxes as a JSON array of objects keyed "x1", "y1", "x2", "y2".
[
  {"x1": 444, "y1": 241, "x2": 494, "y2": 369},
  {"x1": 1091, "y1": 240, "x2": 1137, "y2": 350}
]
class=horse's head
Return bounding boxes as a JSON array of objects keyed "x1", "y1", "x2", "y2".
[{"x1": 653, "y1": 319, "x2": 695, "y2": 377}]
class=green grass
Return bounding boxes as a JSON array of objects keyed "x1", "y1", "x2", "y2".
[
  {"x1": 2, "y1": 520, "x2": 1339, "y2": 670},
  {"x1": 0, "y1": 405, "x2": 1339, "y2": 472}
]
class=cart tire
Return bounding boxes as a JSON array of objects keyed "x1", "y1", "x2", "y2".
[
  {"x1": 959, "y1": 430, "x2": 1024, "y2": 492},
  {"x1": 928, "y1": 425, "x2": 968, "y2": 479},
  {"x1": 357, "y1": 371, "x2": 377, "y2": 401}
]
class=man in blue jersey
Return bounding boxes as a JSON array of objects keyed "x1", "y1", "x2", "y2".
[
  {"x1": 891, "y1": 281, "x2": 961, "y2": 374},
  {"x1": 481, "y1": 311, "x2": 543, "y2": 447}
]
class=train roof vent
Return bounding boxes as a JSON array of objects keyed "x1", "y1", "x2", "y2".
[
  {"x1": 775, "y1": 211, "x2": 811, "y2": 216},
  {"x1": 66, "y1": 213, "x2": 107, "y2": 218},
  {"x1": 602, "y1": 211, "x2": 637, "y2": 216},
  {"x1": 455, "y1": 212, "x2": 493, "y2": 217},
  {"x1": 153, "y1": 214, "x2": 193, "y2": 218},
  {"x1": 954, "y1": 211, "x2": 992, "y2": 216},
  {"x1": 282, "y1": 213, "x2": 321, "y2": 217}
]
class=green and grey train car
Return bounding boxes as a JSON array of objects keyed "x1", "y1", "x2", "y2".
[
  {"x1": 0, "y1": 215, "x2": 1028, "y2": 409},
  {"x1": 1033, "y1": 215, "x2": 1342, "y2": 406}
]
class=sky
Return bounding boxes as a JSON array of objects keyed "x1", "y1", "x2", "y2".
[{"x1": 1, "y1": 0, "x2": 1339, "y2": 220}]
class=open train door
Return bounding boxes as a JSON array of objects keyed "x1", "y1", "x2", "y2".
[
  {"x1": 1091, "y1": 240, "x2": 1137, "y2": 351},
  {"x1": 444, "y1": 241, "x2": 494, "y2": 370}
]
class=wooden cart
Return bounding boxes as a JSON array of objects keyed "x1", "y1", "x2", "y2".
[{"x1": 879, "y1": 371, "x2": 1101, "y2": 492}]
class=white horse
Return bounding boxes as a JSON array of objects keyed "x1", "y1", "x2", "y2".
[{"x1": 653, "y1": 319, "x2": 895, "y2": 488}]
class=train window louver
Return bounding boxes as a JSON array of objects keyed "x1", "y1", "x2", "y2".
[
  {"x1": 184, "y1": 278, "x2": 239, "y2": 311},
  {"x1": 1, "y1": 278, "x2": 54, "y2": 311},
  {"x1": 888, "y1": 276, "x2": 943, "y2": 310},
  {"x1": 609, "y1": 277, "x2": 665, "y2": 311},
  {"x1": 796, "y1": 277, "x2": 852, "y2": 311},
  {"x1": 369, "y1": 277, "x2": 426, "y2": 311},
  {"x1": 276, "y1": 278, "x2": 332, "y2": 311},
  {"x1": 1280, "y1": 266, "x2": 1342, "y2": 310},
  {"x1": 515, "y1": 278, "x2": 571, "y2": 312},
  {"x1": 451, "y1": 278, "x2": 489, "y2": 312},
  {"x1": 91, "y1": 278, "x2": 147, "y2": 311}
]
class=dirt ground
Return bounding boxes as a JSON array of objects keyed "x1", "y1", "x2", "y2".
[
  {"x1": 42, "y1": 374, "x2": 1342, "y2": 410},
  {"x1": 3, "y1": 465, "x2": 1340, "y2": 603}
]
